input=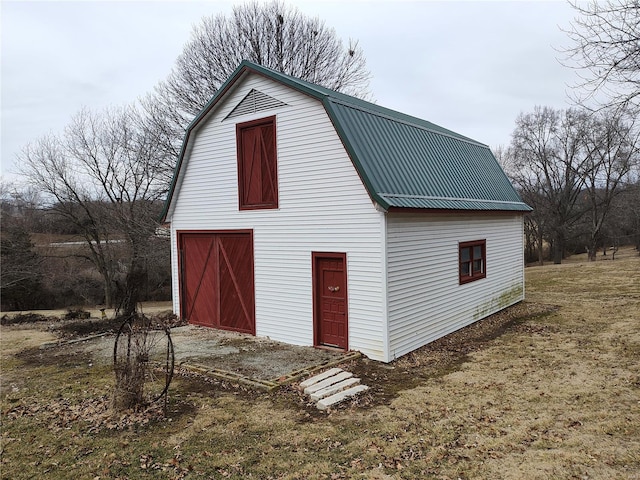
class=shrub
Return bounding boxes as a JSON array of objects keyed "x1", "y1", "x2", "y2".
[
  {"x1": 0, "y1": 312, "x2": 60, "y2": 325},
  {"x1": 64, "y1": 308, "x2": 91, "y2": 320}
]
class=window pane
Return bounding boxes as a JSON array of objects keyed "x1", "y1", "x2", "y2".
[
  {"x1": 461, "y1": 261, "x2": 471, "y2": 276},
  {"x1": 473, "y1": 245, "x2": 482, "y2": 259},
  {"x1": 461, "y1": 247, "x2": 471, "y2": 262},
  {"x1": 473, "y1": 259, "x2": 483, "y2": 274}
]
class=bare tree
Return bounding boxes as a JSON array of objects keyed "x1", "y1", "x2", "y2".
[
  {"x1": 509, "y1": 106, "x2": 594, "y2": 264},
  {"x1": 142, "y1": 0, "x2": 371, "y2": 169},
  {"x1": 492, "y1": 145, "x2": 545, "y2": 264},
  {"x1": 620, "y1": 178, "x2": 640, "y2": 251},
  {"x1": 582, "y1": 109, "x2": 640, "y2": 260},
  {"x1": 0, "y1": 225, "x2": 44, "y2": 309},
  {"x1": 563, "y1": 0, "x2": 640, "y2": 111},
  {"x1": 19, "y1": 106, "x2": 166, "y2": 316},
  {"x1": 0, "y1": 178, "x2": 45, "y2": 233},
  {"x1": 0, "y1": 181, "x2": 46, "y2": 310},
  {"x1": 521, "y1": 189, "x2": 551, "y2": 265},
  {"x1": 492, "y1": 144, "x2": 519, "y2": 179},
  {"x1": 509, "y1": 105, "x2": 640, "y2": 263}
]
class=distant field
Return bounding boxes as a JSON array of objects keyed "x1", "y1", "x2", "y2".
[
  {"x1": 29, "y1": 233, "x2": 126, "y2": 246},
  {"x1": 1, "y1": 247, "x2": 639, "y2": 479},
  {"x1": 0, "y1": 301, "x2": 173, "y2": 320}
]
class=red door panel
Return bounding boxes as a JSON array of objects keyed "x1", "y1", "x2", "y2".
[
  {"x1": 241, "y1": 127, "x2": 262, "y2": 206},
  {"x1": 218, "y1": 234, "x2": 255, "y2": 334},
  {"x1": 180, "y1": 234, "x2": 217, "y2": 327},
  {"x1": 314, "y1": 253, "x2": 348, "y2": 349}
]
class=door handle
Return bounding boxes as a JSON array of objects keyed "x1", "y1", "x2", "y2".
[{"x1": 328, "y1": 286, "x2": 340, "y2": 292}]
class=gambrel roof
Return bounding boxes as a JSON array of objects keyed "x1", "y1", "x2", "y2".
[{"x1": 162, "y1": 61, "x2": 531, "y2": 220}]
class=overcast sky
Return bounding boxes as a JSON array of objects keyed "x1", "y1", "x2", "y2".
[{"x1": 1, "y1": 0, "x2": 580, "y2": 182}]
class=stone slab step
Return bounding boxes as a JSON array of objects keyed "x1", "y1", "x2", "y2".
[
  {"x1": 309, "y1": 377, "x2": 361, "y2": 402},
  {"x1": 299, "y1": 367, "x2": 342, "y2": 389},
  {"x1": 317, "y1": 385, "x2": 370, "y2": 410},
  {"x1": 304, "y1": 371, "x2": 353, "y2": 395}
]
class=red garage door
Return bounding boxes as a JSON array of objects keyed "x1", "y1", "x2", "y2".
[{"x1": 179, "y1": 231, "x2": 255, "y2": 334}]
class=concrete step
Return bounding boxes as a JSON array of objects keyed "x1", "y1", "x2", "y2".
[
  {"x1": 299, "y1": 367, "x2": 342, "y2": 389},
  {"x1": 299, "y1": 367, "x2": 370, "y2": 409},
  {"x1": 309, "y1": 377, "x2": 361, "y2": 402},
  {"x1": 303, "y1": 371, "x2": 353, "y2": 395},
  {"x1": 317, "y1": 384, "x2": 370, "y2": 410}
]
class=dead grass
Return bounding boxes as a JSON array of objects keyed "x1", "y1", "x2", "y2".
[
  {"x1": 0, "y1": 329, "x2": 57, "y2": 356},
  {"x1": 1, "y1": 246, "x2": 639, "y2": 479}
]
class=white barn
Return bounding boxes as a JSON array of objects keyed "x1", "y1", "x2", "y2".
[{"x1": 161, "y1": 61, "x2": 531, "y2": 363}]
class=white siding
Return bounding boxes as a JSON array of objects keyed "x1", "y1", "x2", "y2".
[
  {"x1": 168, "y1": 73, "x2": 387, "y2": 361},
  {"x1": 386, "y1": 213, "x2": 525, "y2": 360}
]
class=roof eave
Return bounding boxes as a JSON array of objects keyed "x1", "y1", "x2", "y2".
[
  {"x1": 387, "y1": 205, "x2": 533, "y2": 214},
  {"x1": 160, "y1": 62, "x2": 257, "y2": 222}
]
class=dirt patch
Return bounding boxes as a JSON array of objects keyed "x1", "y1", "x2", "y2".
[
  {"x1": 55, "y1": 317, "x2": 125, "y2": 337},
  {"x1": 168, "y1": 327, "x2": 346, "y2": 380},
  {"x1": 15, "y1": 323, "x2": 351, "y2": 386},
  {"x1": 334, "y1": 301, "x2": 557, "y2": 409}
]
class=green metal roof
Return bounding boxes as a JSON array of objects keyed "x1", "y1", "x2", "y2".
[{"x1": 162, "y1": 61, "x2": 531, "y2": 221}]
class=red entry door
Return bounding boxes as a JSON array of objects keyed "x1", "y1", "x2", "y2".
[
  {"x1": 179, "y1": 232, "x2": 255, "y2": 334},
  {"x1": 313, "y1": 253, "x2": 348, "y2": 349}
]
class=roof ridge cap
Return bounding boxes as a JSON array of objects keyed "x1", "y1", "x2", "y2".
[{"x1": 326, "y1": 97, "x2": 488, "y2": 148}]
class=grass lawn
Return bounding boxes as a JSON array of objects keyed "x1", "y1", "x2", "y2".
[{"x1": 1, "y1": 247, "x2": 639, "y2": 479}]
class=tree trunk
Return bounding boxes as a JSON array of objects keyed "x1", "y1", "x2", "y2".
[
  {"x1": 588, "y1": 216, "x2": 604, "y2": 262},
  {"x1": 552, "y1": 231, "x2": 564, "y2": 264},
  {"x1": 97, "y1": 265, "x2": 114, "y2": 308},
  {"x1": 537, "y1": 229, "x2": 544, "y2": 266},
  {"x1": 104, "y1": 282, "x2": 113, "y2": 309},
  {"x1": 120, "y1": 238, "x2": 149, "y2": 317},
  {"x1": 121, "y1": 262, "x2": 146, "y2": 317}
]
